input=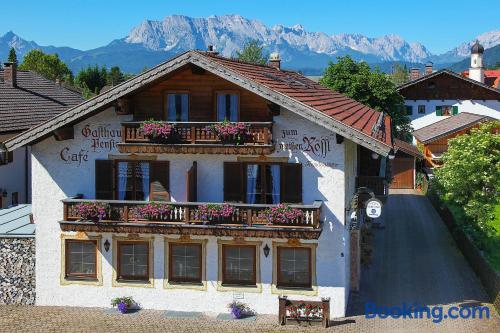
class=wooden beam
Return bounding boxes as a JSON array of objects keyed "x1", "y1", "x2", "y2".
[
  {"x1": 116, "y1": 98, "x2": 132, "y2": 115},
  {"x1": 53, "y1": 126, "x2": 74, "y2": 141}
]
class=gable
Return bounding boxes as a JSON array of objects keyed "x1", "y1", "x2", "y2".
[{"x1": 398, "y1": 71, "x2": 500, "y2": 100}]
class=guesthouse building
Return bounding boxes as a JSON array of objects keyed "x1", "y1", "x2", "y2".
[{"x1": 2, "y1": 50, "x2": 393, "y2": 318}]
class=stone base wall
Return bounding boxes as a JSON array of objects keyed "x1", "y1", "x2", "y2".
[{"x1": 0, "y1": 238, "x2": 36, "y2": 304}]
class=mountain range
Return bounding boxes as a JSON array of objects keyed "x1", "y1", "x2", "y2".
[{"x1": 1, "y1": 14, "x2": 499, "y2": 75}]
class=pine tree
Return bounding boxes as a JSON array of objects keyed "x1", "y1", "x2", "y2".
[{"x1": 8, "y1": 47, "x2": 17, "y2": 63}]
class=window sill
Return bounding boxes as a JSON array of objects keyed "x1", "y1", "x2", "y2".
[
  {"x1": 164, "y1": 280, "x2": 207, "y2": 291},
  {"x1": 217, "y1": 282, "x2": 262, "y2": 293},
  {"x1": 113, "y1": 278, "x2": 154, "y2": 288},
  {"x1": 271, "y1": 284, "x2": 318, "y2": 296},
  {"x1": 61, "y1": 276, "x2": 102, "y2": 287}
]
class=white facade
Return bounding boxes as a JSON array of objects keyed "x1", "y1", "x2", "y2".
[
  {"x1": 31, "y1": 107, "x2": 359, "y2": 318},
  {"x1": 469, "y1": 52, "x2": 484, "y2": 83},
  {"x1": 0, "y1": 146, "x2": 30, "y2": 207},
  {"x1": 404, "y1": 99, "x2": 500, "y2": 131}
]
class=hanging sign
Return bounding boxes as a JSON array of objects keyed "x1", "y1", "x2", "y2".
[{"x1": 365, "y1": 198, "x2": 382, "y2": 219}]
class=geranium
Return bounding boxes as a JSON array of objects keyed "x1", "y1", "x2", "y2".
[
  {"x1": 141, "y1": 120, "x2": 174, "y2": 141},
  {"x1": 74, "y1": 202, "x2": 109, "y2": 222},
  {"x1": 260, "y1": 204, "x2": 303, "y2": 224},
  {"x1": 286, "y1": 303, "x2": 322, "y2": 319},
  {"x1": 131, "y1": 202, "x2": 173, "y2": 221},
  {"x1": 205, "y1": 120, "x2": 252, "y2": 145},
  {"x1": 194, "y1": 203, "x2": 235, "y2": 222}
]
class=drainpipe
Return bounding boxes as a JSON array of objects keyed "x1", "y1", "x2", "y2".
[{"x1": 25, "y1": 146, "x2": 29, "y2": 203}]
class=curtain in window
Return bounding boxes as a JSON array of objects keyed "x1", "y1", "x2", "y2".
[
  {"x1": 139, "y1": 162, "x2": 150, "y2": 201},
  {"x1": 246, "y1": 164, "x2": 259, "y2": 204},
  {"x1": 117, "y1": 162, "x2": 130, "y2": 200},
  {"x1": 270, "y1": 164, "x2": 281, "y2": 204},
  {"x1": 168, "y1": 94, "x2": 188, "y2": 121},
  {"x1": 217, "y1": 94, "x2": 238, "y2": 121}
]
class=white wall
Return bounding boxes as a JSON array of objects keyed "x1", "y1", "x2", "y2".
[
  {"x1": 32, "y1": 107, "x2": 354, "y2": 317},
  {"x1": 405, "y1": 99, "x2": 500, "y2": 131},
  {"x1": 0, "y1": 146, "x2": 30, "y2": 206}
]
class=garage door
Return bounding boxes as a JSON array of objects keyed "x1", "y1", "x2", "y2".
[{"x1": 390, "y1": 157, "x2": 414, "y2": 189}]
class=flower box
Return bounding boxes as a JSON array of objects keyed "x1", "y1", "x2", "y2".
[
  {"x1": 193, "y1": 203, "x2": 236, "y2": 224},
  {"x1": 278, "y1": 297, "x2": 330, "y2": 328},
  {"x1": 74, "y1": 202, "x2": 110, "y2": 222},
  {"x1": 205, "y1": 121, "x2": 253, "y2": 145},
  {"x1": 140, "y1": 120, "x2": 177, "y2": 144}
]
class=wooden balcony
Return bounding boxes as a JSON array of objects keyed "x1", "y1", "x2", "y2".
[
  {"x1": 355, "y1": 176, "x2": 388, "y2": 198},
  {"x1": 118, "y1": 122, "x2": 274, "y2": 155},
  {"x1": 60, "y1": 199, "x2": 323, "y2": 239}
]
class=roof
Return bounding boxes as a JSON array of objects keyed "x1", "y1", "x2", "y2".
[
  {"x1": 0, "y1": 69, "x2": 84, "y2": 134},
  {"x1": 461, "y1": 69, "x2": 500, "y2": 89},
  {"x1": 3, "y1": 51, "x2": 393, "y2": 155},
  {"x1": 471, "y1": 41, "x2": 484, "y2": 54},
  {"x1": 413, "y1": 112, "x2": 494, "y2": 144},
  {"x1": 0, "y1": 204, "x2": 34, "y2": 237},
  {"x1": 393, "y1": 138, "x2": 423, "y2": 158},
  {"x1": 397, "y1": 69, "x2": 500, "y2": 99}
]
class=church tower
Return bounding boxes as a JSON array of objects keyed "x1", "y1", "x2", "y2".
[{"x1": 469, "y1": 40, "x2": 484, "y2": 83}]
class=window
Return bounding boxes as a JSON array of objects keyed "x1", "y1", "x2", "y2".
[
  {"x1": 223, "y1": 162, "x2": 302, "y2": 204},
  {"x1": 405, "y1": 105, "x2": 413, "y2": 115},
  {"x1": 216, "y1": 92, "x2": 239, "y2": 121},
  {"x1": 11, "y1": 192, "x2": 18, "y2": 206},
  {"x1": 117, "y1": 161, "x2": 150, "y2": 200},
  {"x1": 222, "y1": 245, "x2": 256, "y2": 286},
  {"x1": 418, "y1": 105, "x2": 426, "y2": 114},
  {"x1": 167, "y1": 93, "x2": 189, "y2": 121},
  {"x1": 436, "y1": 105, "x2": 458, "y2": 116},
  {"x1": 65, "y1": 240, "x2": 97, "y2": 280},
  {"x1": 277, "y1": 247, "x2": 311, "y2": 288},
  {"x1": 168, "y1": 243, "x2": 202, "y2": 283},
  {"x1": 117, "y1": 241, "x2": 149, "y2": 281}
]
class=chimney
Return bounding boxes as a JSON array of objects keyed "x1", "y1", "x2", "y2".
[
  {"x1": 410, "y1": 67, "x2": 420, "y2": 81},
  {"x1": 269, "y1": 52, "x2": 281, "y2": 69},
  {"x1": 206, "y1": 45, "x2": 218, "y2": 55},
  {"x1": 3, "y1": 62, "x2": 17, "y2": 87},
  {"x1": 425, "y1": 61, "x2": 433, "y2": 75}
]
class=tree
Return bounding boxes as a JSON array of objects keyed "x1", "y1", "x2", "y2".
[
  {"x1": 74, "y1": 65, "x2": 108, "y2": 95},
  {"x1": 19, "y1": 49, "x2": 72, "y2": 82},
  {"x1": 434, "y1": 121, "x2": 500, "y2": 243},
  {"x1": 8, "y1": 47, "x2": 17, "y2": 63},
  {"x1": 320, "y1": 55, "x2": 411, "y2": 139},
  {"x1": 390, "y1": 64, "x2": 409, "y2": 86},
  {"x1": 235, "y1": 40, "x2": 268, "y2": 65},
  {"x1": 106, "y1": 66, "x2": 125, "y2": 86}
]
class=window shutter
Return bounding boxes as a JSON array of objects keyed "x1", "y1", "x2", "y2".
[
  {"x1": 452, "y1": 106, "x2": 458, "y2": 115},
  {"x1": 223, "y1": 162, "x2": 244, "y2": 202},
  {"x1": 95, "y1": 160, "x2": 114, "y2": 199},
  {"x1": 186, "y1": 162, "x2": 197, "y2": 202},
  {"x1": 150, "y1": 161, "x2": 170, "y2": 201},
  {"x1": 435, "y1": 106, "x2": 442, "y2": 116},
  {"x1": 281, "y1": 163, "x2": 302, "y2": 203}
]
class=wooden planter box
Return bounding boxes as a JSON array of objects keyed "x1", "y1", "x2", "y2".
[{"x1": 278, "y1": 296, "x2": 330, "y2": 328}]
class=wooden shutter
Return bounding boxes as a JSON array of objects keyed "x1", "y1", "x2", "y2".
[
  {"x1": 150, "y1": 161, "x2": 170, "y2": 201},
  {"x1": 281, "y1": 163, "x2": 302, "y2": 203},
  {"x1": 186, "y1": 162, "x2": 197, "y2": 202},
  {"x1": 435, "y1": 106, "x2": 442, "y2": 116},
  {"x1": 223, "y1": 162, "x2": 244, "y2": 202},
  {"x1": 95, "y1": 160, "x2": 114, "y2": 199},
  {"x1": 452, "y1": 106, "x2": 458, "y2": 115}
]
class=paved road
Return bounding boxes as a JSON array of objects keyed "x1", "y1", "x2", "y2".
[{"x1": 0, "y1": 190, "x2": 497, "y2": 332}]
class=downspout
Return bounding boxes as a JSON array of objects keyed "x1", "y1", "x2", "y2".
[{"x1": 25, "y1": 146, "x2": 29, "y2": 203}]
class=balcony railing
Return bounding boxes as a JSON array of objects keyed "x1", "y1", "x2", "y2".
[
  {"x1": 355, "y1": 176, "x2": 388, "y2": 197},
  {"x1": 60, "y1": 199, "x2": 323, "y2": 239},
  {"x1": 118, "y1": 121, "x2": 274, "y2": 155}
]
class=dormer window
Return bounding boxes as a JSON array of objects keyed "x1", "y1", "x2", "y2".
[
  {"x1": 216, "y1": 91, "x2": 239, "y2": 121},
  {"x1": 167, "y1": 92, "x2": 189, "y2": 121}
]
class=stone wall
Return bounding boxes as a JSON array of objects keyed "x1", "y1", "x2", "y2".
[{"x1": 0, "y1": 238, "x2": 36, "y2": 304}]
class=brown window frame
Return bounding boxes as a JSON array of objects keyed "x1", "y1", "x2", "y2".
[
  {"x1": 221, "y1": 244, "x2": 257, "y2": 286},
  {"x1": 65, "y1": 240, "x2": 98, "y2": 280},
  {"x1": 244, "y1": 162, "x2": 282, "y2": 204},
  {"x1": 116, "y1": 240, "x2": 150, "y2": 282},
  {"x1": 276, "y1": 246, "x2": 312, "y2": 289},
  {"x1": 114, "y1": 160, "x2": 151, "y2": 201},
  {"x1": 215, "y1": 90, "x2": 240, "y2": 121},
  {"x1": 168, "y1": 242, "x2": 203, "y2": 284},
  {"x1": 165, "y1": 90, "x2": 190, "y2": 121}
]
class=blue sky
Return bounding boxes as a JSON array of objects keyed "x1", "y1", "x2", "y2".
[{"x1": 1, "y1": 0, "x2": 499, "y2": 54}]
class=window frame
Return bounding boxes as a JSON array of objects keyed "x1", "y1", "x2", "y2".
[
  {"x1": 165, "y1": 90, "x2": 190, "y2": 121},
  {"x1": 116, "y1": 240, "x2": 151, "y2": 282},
  {"x1": 215, "y1": 90, "x2": 240, "y2": 121},
  {"x1": 221, "y1": 244, "x2": 257, "y2": 286},
  {"x1": 418, "y1": 105, "x2": 426, "y2": 114},
  {"x1": 441, "y1": 105, "x2": 452, "y2": 116},
  {"x1": 245, "y1": 162, "x2": 282, "y2": 204},
  {"x1": 114, "y1": 160, "x2": 151, "y2": 201},
  {"x1": 276, "y1": 246, "x2": 312, "y2": 289},
  {"x1": 64, "y1": 239, "x2": 98, "y2": 280},
  {"x1": 405, "y1": 105, "x2": 413, "y2": 116},
  {"x1": 168, "y1": 242, "x2": 203, "y2": 284}
]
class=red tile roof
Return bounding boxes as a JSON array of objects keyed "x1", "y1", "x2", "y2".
[
  {"x1": 199, "y1": 52, "x2": 392, "y2": 148},
  {"x1": 461, "y1": 69, "x2": 500, "y2": 89}
]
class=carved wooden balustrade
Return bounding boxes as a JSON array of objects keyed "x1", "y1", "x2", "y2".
[{"x1": 61, "y1": 199, "x2": 323, "y2": 239}]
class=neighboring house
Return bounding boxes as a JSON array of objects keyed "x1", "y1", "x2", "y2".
[
  {"x1": 413, "y1": 112, "x2": 495, "y2": 168},
  {"x1": 398, "y1": 42, "x2": 500, "y2": 132},
  {"x1": 2, "y1": 50, "x2": 393, "y2": 318},
  {"x1": 0, "y1": 62, "x2": 83, "y2": 208},
  {"x1": 390, "y1": 139, "x2": 422, "y2": 189}
]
